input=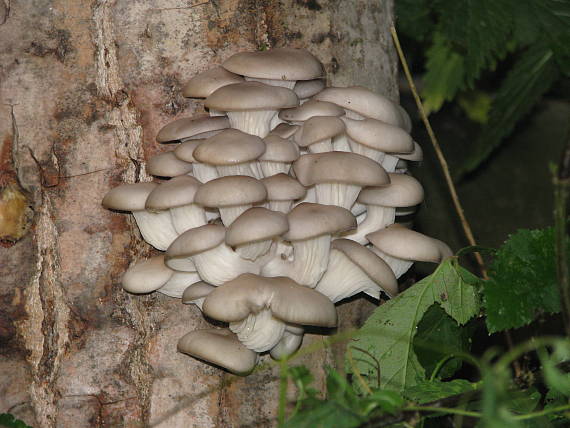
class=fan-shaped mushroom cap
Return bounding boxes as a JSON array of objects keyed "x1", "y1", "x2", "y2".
[
  {"x1": 366, "y1": 224, "x2": 453, "y2": 263},
  {"x1": 145, "y1": 176, "x2": 201, "y2": 211},
  {"x1": 396, "y1": 141, "x2": 423, "y2": 161},
  {"x1": 194, "y1": 176, "x2": 267, "y2": 208},
  {"x1": 121, "y1": 255, "x2": 173, "y2": 294},
  {"x1": 262, "y1": 174, "x2": 307, "y2": 202},
  {"x1": 279, "y1": 100, "x2": 345, "y2": 122},
  {"x1": 166, "y1": 224, "x2": 226, "y2": 260},
  {"x1": 202, "y1": 273, "x2": 337, "y2": 327},
  {"x1": 293, "y1": 116, "x2": 345, "y2": 149},
  {"x1": 205, "y1": 81, "x2": 299, "y2": 112},
  {"x1": 293, "y1": 152, "x2": 390, "y2": 187},
  {"x1": 342, "y1": 117, "x2": 414, "y2": 153},
  {"x1": 314, "y1": 86, "x2": 402, "y2": 126},
  {"x1": 102, "y1": 182, "x2": 157, "y2": 212},
  {"x1": 193, "y1": 129, "x2": 266, "y2": 166},
  {"x1": 222, "y1": 48, "x2": 323, "y2": 81},
  {"x1": 260, "y1": 135, "x2": 299, "y2": 162},
  {"x1": 173, "y1": 139, "x2": 205, "y2": 163},
  {"x1": 182, "y1": 66, "x2": 244, "y2": 98},
  {"x1": 146, "y1": 152, "x2": 193, "y2": 177},
  {"x1": 284, "y1": 203, "x2": 355, "y2": 241},
  {"x1": 156, "y1": 116, "x2": 229, "y2": 143},
  {"x1": 226, "y1": 207, "x2": 288, "y2": 246},
  {"x1": 293, "y1": 78, "x2": 326, "y2": 99},
  {"x1": 331, "y1": 239, "x2": 398, "y2": 297},
  {"x1": 178, "y1": 329, "x2": 258, "y2": 375},
  {"x1": 357, "y1": 173, "x2": 424, "y2": 208},
  {"x1": 182, "y1": 281, "x2": 216, "y2": 308},
  {"x1": 268, "y1": 123, "x2": 300, "y2": 139}
]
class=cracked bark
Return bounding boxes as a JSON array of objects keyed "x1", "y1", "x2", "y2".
[{"x1": 0, "y1": 1, "x2": 397, "y2": 426}]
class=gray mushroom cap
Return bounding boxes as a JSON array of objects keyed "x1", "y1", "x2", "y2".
[
  {"x1": 182, "y1": 281, "x2": 216, "y2": 304},
  {"x1": 145, "y1": 175, "x2": 201, "y2": 210},
  {"x1": 279, "y1": 100, "x2": 345, "y2": 122},
  {"x1": 284, "y1": 203, "x2": 356, "y2": 241},
  {"x1": 156, "y1": 116, "x2": 229, "y2": 143},
  {"x1": 205, "y1": 81, "x2": 299, "y2": 112},
  {"x1": 226, "y1": 207, "x2": 288, "y2": 246},
  {"x1": 121, "y1": 255, "x2": 173, "y2": 294},
  {"x1": 102, "y1": 182, "x2": 157, "y2": 212},
  {"x1": 357, "y1": 173, "x2": 424, "y2": 208},
  {"x1": 193, "y1": 129, "x2": 266, "y2": 166},
  {"x1": 342, "y1": 117, "x2": 414, "y2": 153},
  {"x1": 268, "y1": 123, "x2": 300, "y2": 139},
  {"x1": 166, "y1": 224, "x2": 226, "y2": 259},
  {"x1": 293, "y1": 116, "x2": 345, "y2": 148},
  {"x1": 146, "y1": 152, "x2": 193, "y2": 178},
  {"x1": 177, "y1": 328, "x2": 259, "y2": 375},
  {"x1": 194, "y1": 175, "x2": 267, "y2": 208},
  {"x1": 293, "y1": 78, "x2": 326, "y2": 99},
  {"x1": 182, "y1": 66, "x2": 244, "y2": 98},
  {"x1": 260, "y1": 135, "x2": 300, "y2": 162},
  {"x1": 262, "y1": 174, "x2": 307, "y2": 201}
]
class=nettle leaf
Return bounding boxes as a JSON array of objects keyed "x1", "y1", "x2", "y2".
[
  {"x1": 404, "y1": 379, "x2": 479, "y2": 404},
  {"x1": 348, "y1": 259, "x2": 481, "y2": 392},
  {"x1": 458, "y1": 44, "x2": 559, "y2": 177},
  {"x1": 483, "y1": 228, "x2": 563, "y2": 333},
  {"x1": 532, "y1": 0, "x2": 570, "y2": 74}
]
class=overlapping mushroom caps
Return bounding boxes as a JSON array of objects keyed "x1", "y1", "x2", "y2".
[{"x1": 101, "y1": 47, "x2": 453, "y2": 375}]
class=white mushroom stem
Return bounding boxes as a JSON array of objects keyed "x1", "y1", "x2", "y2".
[
  {"x1": 217, "y1": 162, "x2": 263, "y2": 180},
  {"x1": 132, "y1": 210, "x2": 179, "y2": 251},
  {"x1": 348, "y1": 138, "x2": 385, "y2": 164},
  {"x1": 315, "y1": 250, "x2": 383, "y2": 302},
  {"x1": 227, "y1": 110, "x2": 278, "y2": 138},
  {"x1": 308, "y1": 139, "x2": 333, "y2": 153},
  {"x1": 270, "y1": 326, "x2": 304, "y2": 360},
  {"x1": 352, "y1": 202, "x2": 367, "y2": 219},
  {"x1": 370, "y1": 246, "x2": 413, "y2": 279},
  {"x1": 219, "y1": 204, "x2": 253, "y2": 227},
  {"x1": 245, "y1": 77, "x2": 296, "y2": 90},
  {"x1": 158, "y1": 272, "x2": 201, "y2": 298},
  {"x1": 170, "y1": 204, "x2": 207, "y2": 234},
  {"x1": 346, "y1": 206, "x2": 396, "y2": 245},
  {"x1": 229, "y1": 308, "x2": 286, "y2": 352},
  {"x1": 260, "y1": 160, "x2": 291, "y2": 177},
  {"x1": 268, "y1": 200, "x2": 294, "y2": 214},
  {"x1": 332, "y1": 134, "x2": 352, "y2": 152},
  {"x1": 381, "y1": 154, "x2": 400, "y2": 173},
  {"x1": 192, "y1": 163, "x2": 219, "y2": 183},
  {"x1": 315, "y1": 183, "x2": 362, "y2": 210},
  {"x1": 294, "y1": 186, "x2": 316, "y2": 207},
  {"x1": 235, "y1": 239, "x2": 273, "y2": 261},
  {"x1": 193, "y1": 243, "x2": 260, "y2": 285}
]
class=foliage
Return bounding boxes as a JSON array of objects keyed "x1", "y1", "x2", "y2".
[
  {"x1": 396, "y1": 0, "x2": 570, "y2": 175},
  {"x1": 0, "y1": 414, "x2": 32, "y2": 428}
]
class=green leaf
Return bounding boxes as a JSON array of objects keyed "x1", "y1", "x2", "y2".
[
  {"x1": 531, "y1": 0, "x2": 570, "y2": 74},
  {"x1": 539, "y1": 341, "x2": 570, "y2": 397},
  {"x1": 283, "y1": 400, "x2": 364, "y2": 428},
  {"x1": 362, "y1": 390, "x2": 405, "y2": 416},
  {"x1": 0, "y1": 414, "x2": 32, "y2": 428},
  {"x1": 413, "y1": 304, "x2": 474, "y2": 379},
  {"x1": 395, "y1": 0, "x2": 434, "y2": 42},
  {"x1": 404, "y1": 379, "x2": 479, "y2": 404},
  {"x1": 348, "y1": 259, "x2": 481, "y2": 391},
  {"x1": 483, "y1": 228, "x2": 563, "y2": 333},
  {"x1": 458, "y1": 44, "x2": 559, "y2": 177}
]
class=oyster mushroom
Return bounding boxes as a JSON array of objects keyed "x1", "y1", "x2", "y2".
[{"x1": 156, "y1": 116, "x2": 229, "y2": 143}]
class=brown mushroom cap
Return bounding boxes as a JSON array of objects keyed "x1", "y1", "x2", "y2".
[
  {"x1": 284, "y1": 203, "x2": 356, "y2": 241},
  {"x1": 194, "y1": 175, "x2": 267, "y2": 208},
  {"x1": 156, "y1": 116, "x2": 229, "y2": 143},
  {"x1": 331, "y1": 239, "x2": 398, "y2": 297},
  {"x1": 193, "y1": 129, "x2": 266, "y2": 166},
  {"x1": 226, "y1": 207, "x2": 288, "y2": 246},
  {"x1": 262, "y1": 174, "x2": 307, "y2": 201},
  {"x1": 146, "y1": 152, "x2": 193, "y2": 177},
  {"x1": 222, "y1": 48, "x2": 323, "y2": 81},
  {"x1": 205, "y1": 82, "x2": 299, "y2": 112},
  {"x1": 182, "y1": 66, "x2": 244, "y2": 98},
  {"x1": 357, "y1": 173, "x2": 424, "y2": 208},
  {"x1": 178, "y1": 328, "x2": 258, "y2": 375},
  {"x1": 102, "y1": 182, "x2": 157, "y2": 212},
  {"x1": 279, "y1": 100, "x2": 345, "y2": 122},
  {"x1": 202, "y1": 273, "x2": 337, "y2": 327},
  {"x1": 145, "y1": 176, "x2": 201, "y2": 210},
  {"x1": 293, "y1": 152, "x2": 390, "y2": 187},
  {"x1": 342, "y1": 117, "x2": 414, "y2": 153},
  {"x1": 293, "y1": 116, "x2": 345, "y2": 148},
  {"x1": 260, "y1": 135, "x2": 299, "y2": 162}
]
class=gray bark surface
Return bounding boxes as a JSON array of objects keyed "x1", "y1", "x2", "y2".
[{"x1": 0, "y1": 1, "x2": 396, "y2": 426}]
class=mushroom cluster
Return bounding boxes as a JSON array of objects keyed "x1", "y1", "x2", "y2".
[{"x1": 102, "y1": 48, "x2": 452, "y2": 375}]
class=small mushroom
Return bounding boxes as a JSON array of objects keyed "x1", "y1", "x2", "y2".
[
  {"x1": 269, "y1": 324, "x2": 305, "y2": 360},
  {"x1": 259, "y1": 135, "x2": 299, "y2": 176},
  {"x1": 173, "y1": 139, "x2": 219, "y2": 183},
  {"x1": 293, "y1": 116, "x2": 345, "y2": 153},
  {"x1": 182, "y1": 66, "x2": 244, "y2": 98},
  {"x1": 146, "y1": 151, "x2": 193, "y2": 178},
  {"x1": 156, "y1": 116, "x2": 229, "y2": 143},
  {"x1": 182, "y1": 281, "x2": 216, "y2": 310},
  {"x1": 261, "y1": 173, "x2": 307, "y2": 214}
]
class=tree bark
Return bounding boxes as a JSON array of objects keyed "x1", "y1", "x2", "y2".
[{"x1": 0, "y1": 1, "x2": 397, "y2": 426}]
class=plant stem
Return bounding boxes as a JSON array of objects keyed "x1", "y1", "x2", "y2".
[
  {"x1": 553, "y1": 128, "x2": 570, "y2": 336},
  {"x1": 514, "y1": 403, "x2": 570, "y2": 420},
  {"x1": 389, "y1": 26, "x2": 487, "y2": 279},
  {"x1": 347, "y1": 347, "x2": 373, "y2": 394}
]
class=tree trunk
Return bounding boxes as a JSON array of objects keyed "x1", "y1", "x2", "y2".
[{"x1": 0, "y1": 1, "x2": 397, "y2": 426}]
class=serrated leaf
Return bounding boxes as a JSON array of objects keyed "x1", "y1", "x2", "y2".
[
  {"x1": 395, "y1": 0, "x2": 434, "y2": 42},
  {"x1": 348, "y1": 259, "x2": 481, "y2": 392},
  {"x1": 483, "y1": 228, "x2": 564, "y2": 333},
  {"x1": 404, "y1": 379, "x2": 479, "y2": 404},
  {"x1": 413, "y1": 304, "x2": 474, "y2": 379},
  {"x1": 531, "y1": 0, "x2": 570, "y2": 74},
  {"x1": 458, "y1": 44, "x2": 559, "y2": 177}
]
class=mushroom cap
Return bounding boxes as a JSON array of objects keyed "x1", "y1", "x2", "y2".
[
  {"x1": 222, "y1": 48, "x2": 323, "y2": 81},
  {"x1": 166, "y1": 224, "x2": 226, "y2": 258},
  {"x1": 194, "y1": 175, "x2": 267, "y2": 207},
  {"x1": 293, "y1": 152, "x2": 390, "y2": 187},
  {"x1": 260, "y1": 135, "x2": 299, "y2": 162},
  {"x1": 193, "y1": 129, "x2": 266, "y2": 166},
  {"x1": 293, "y1": 78, "x2": 326, "y2": 99},
  {"x1": 314, "y1": 86, "x2": 402, "y2": 126},
  {"x1": 182, "y1": 66, "x2": 245, "y2": 98},
  {"x1": 284, "y1": 203, "x2": 356, "y2": 241},
  {"x1": 366, "y1": 224, "x2": 453, "y2": 263},
  {"x1": 357, "y1": 173, "x2": 424, "y2": 208},
  {"x1": 262, "y1": 174, "x2": 307, "y2": 201},
  {"x1": 121, "y1": 255, "x2": 174, "y2": 294},
  {"x1": 396, "y1": 141, "x2": 423, "y2": 161},
  {"x1": 331, "y1": 239, "x2": 399, "y2": 297},
  {"x1": 156, "y1": 116, "x2": 229, "y2": 143},
  {"x1": 293, "y1": 116, "x2": 345, "y2": 147},
  {"x1": 146, "y1": 151, "x2": 193, "y2": 177},
  {"x1": 205, "y1": 82, "x2": 299, "y2": 112},
  {"x1": 202, "y1": 273, "x2": 337, "y2": 327},
  {"x1": 268, "y1": 123, "x2": 300, "y2": 139},
  {"x1": 102, "y1": 182, "x2": 157, "y2": 212},
  {"x1": 342, "y1": 117, "x2": 414, "y2": 153},
  {"x1": 178, "y1": 328, "x2": 258, "y2": 375},
  {"x1": 182, "y1": 281, "x2": 216, "y2": 304},
  {"x1": 145, "y1": 175, "x2": 202, "y2": 210},
  {"x1": 173, "y1": 139, "x2": 205, "y2": 163},
  {"x1": 226, "y1": 207, "x2": 288, "y2": 246},
  {"x1": 279, "y1": 100, "x2": 345, "y2": 122}
]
